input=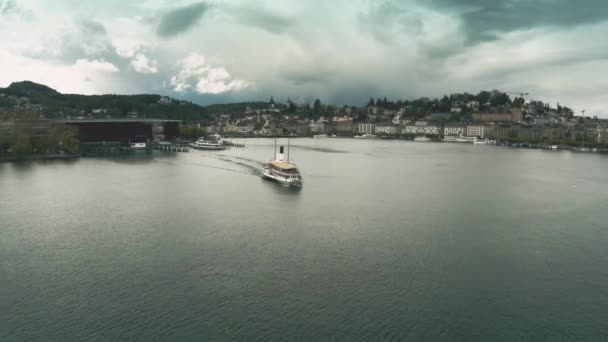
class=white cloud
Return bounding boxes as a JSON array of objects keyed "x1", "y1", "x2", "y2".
[
  {"x1": 1, "y1": 0, "x2": 608, "y2": 116},
  {"x1": 170, "y1": 53, "x2": 249, "y2": 94},
  {"x1": 0, "y1": 52, "x2": 121, "y2": 94},
  {"x1": 112, "y1": 39, "x2": 141, "y2": 58},
  {"x1": 73, "y1": 59, "x2": 120, "y2": 73},
  {"x1": 108, "y1": 17, "x2": 151, "y2": 59},
  {"x1": 130, "y1": 53, "x2": 158, "y2": 73}
]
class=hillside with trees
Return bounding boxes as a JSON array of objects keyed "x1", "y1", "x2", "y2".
[{"x1": 0, "y1": 81, "x2": 267, "y2": 122}]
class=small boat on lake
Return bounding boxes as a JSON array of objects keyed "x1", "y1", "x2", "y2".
[
  {"x1": 130, "y1": 142, "x2": 147, "y2": 151},
  {"x1": 473, "y1": 137, "x2": 493, "y2": 145},
  {"x1": 354, "y1": 133, "x2": 378, "y2": 139},
  {"x1": 190, "y1": 135, "x2": 226, "y2": 150},
  {"x1": 414, "y1": 136, "x2": 431, "y2": 142},
  {"x1": 262, "y1": 139, "x2": 302, "y2": 188}
]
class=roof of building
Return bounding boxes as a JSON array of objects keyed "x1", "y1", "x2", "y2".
[
  {"x1": 376, "y1": 122, "x2": 397, "y2": 127},
  {"x1": 270, "y1": 161, "x2": 298, "y2": 170},
  {"x1": 56, "y1": 118, "x2": 181, "y2": 123}
]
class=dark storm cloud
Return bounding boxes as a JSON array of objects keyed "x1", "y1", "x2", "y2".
[
  {"x1": 80, "y1": 20, "x2": 106, "y2": 35},
  {"x1": 0, "y1": 0, "x2": 19, "y2": 15},
  {"x1": 0, "y1": 0, "x2": 31, "y2": 19},
  {"x1": 234, "y1": 6, "x2": 293, "y2": 34},
  {"x1": 157, "y1": 1, "x2": 211, "y2": 38},
  {"x1": 423, "y1": 0, "x2": 608, "y2": 43},
  {"x1": 359, "y1": 1, "x2": 423, "y2": 44},
  {"x1": 281, "y1": 66, "x2": 334, "y2": 86}
]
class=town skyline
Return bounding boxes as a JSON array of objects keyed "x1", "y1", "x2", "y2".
[{"x1": 1, "y1": 0, "x2": 608, "y2": 117}]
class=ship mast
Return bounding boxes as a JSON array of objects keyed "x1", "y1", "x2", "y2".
[{"x1": 273, "y1": 110, "x2": 277, "y2": 158}]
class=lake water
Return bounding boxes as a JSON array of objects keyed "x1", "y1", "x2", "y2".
[{"x1": 2, "y1": 139, "x2": 608, "y2": 341}]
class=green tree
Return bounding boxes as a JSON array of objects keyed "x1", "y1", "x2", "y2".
[
  {"x1": 476, "y1": 91, "x2": 492, "y2": 105},
  {"x1": 438, "y1": 96, "x2": 451, "y2": 112},
  {"x1": 287, "y1": 99, "x2": 296, "y2": 114},
  {"x1": 179, "y1": 126, "x2": 206, "y2": 140},
  {"x1": 356, "y1": 110, "x2": 366, "y2": 122},
  {"x1": 51, "y1": 124, "x2": 80, "y2": 154},
  {"x1": 312, "y1": 99, "x2": 322, "y2": 118},
  {"x1": 507, "y1": 129, "x2": 519, "y2": 139},
  {"x1": 13, "y1": 131, "x2": 32, "y2": 158},
  {"x1": 491, "y1": 92, "x2": 511, "y2": 107},
  {"x1": 367, "y1": 98, "x2": 375, "y2": 107},
  {"x1": 512, "y1": 97, "x2": 525, "y2": 108}
]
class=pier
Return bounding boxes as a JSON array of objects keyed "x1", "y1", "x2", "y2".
[{"x1": 153, "y1": 143, "x2": 190, "y2": 152}]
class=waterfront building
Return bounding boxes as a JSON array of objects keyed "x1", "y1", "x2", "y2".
[
  {"x1": 427, "y1": 113, "x2": 452, "y2": 121},
  {"x1": 236, "y1": 121, "x2": 254, "y2": 134},
  {"x1": 375, "y1": 123, "x2": 399, "y2": 135},
  {"x1": 357, "y1": 123, "x2": 376, "y2": 135},
  {"x1": 332, "y1": 116, "x2": 353, "y2": 123},
  {"x1": 309, "y1": 118, "x2": 326, "y2": 134},
  {"x1": 466, "y1": 125, "x2": 493, "y2": 138},
  {"x1": 466, "y1": 101, "x2": 480, "y2": 111},
  {"x1": 472, "y1": 108, "x2": 523, "y2": 123},
  {"x1": 443, "y1": 123, "x2": 466, "y2": 137},
  {"x1": 296, "y1": 121, "x2": 310, "y2": 136},
  {"x1": 282, "y1": 120, "x2": 299, "y2": 135},
  {"x1": 223, "y1": 122, "x2": 238, "y2": 134},
  {"x1": 403, "y1": 123, "x2": 441, "y2": 136},
  {"x1": 335, "y1": 121, "x2": 353, "y2": 136},
  {"x1": 518, "y1": 126, "x2": 542, "y2": 140},
  {"x1": 597, "y1": 127, "x2": 608, "y2": 144},
  {"x1": 541, "y1": 126, "x2": 566, "y2": 140},
  {"x1": 450, "y1": 106, "x2": 462, "y2": 113}
]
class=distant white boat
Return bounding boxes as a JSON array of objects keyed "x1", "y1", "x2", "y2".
[
  {"x1": 130, "y1": 142, "x2": 146, "y2": 150},
  {"x1": 444, "y1": 136, "x2": 475, "y2": 143},
  {"x1": 354, "y1": 134, "x2": 378, "y2": 139},
  {"x1": 414, "y1": 136, "x2": 431, "y2": 142},
  {"x1": 190, "y1": 134, "x2": 226, "y2": 151}
]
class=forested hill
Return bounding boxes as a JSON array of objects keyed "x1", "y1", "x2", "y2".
[{"x1": 0, "y1": 81, "x2": 267, "y2": 121}]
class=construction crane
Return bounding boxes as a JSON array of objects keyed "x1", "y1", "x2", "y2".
[
  {"x1": 582, "y1": 109, "x2": 587, "y2": 148},
  {"x1": 506, "y1": 92, "x2": 529, "y2": 110},
  {"x1": 506, "y1": 92, "x2": 529, "y2": 98}
]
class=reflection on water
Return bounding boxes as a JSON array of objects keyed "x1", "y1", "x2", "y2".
[
  {"x1": 2, "y1": 139, "x2": 608, "y2": 341},
  {"x1": 289, "y1": 144, "x2": 349, "y2": 154}
]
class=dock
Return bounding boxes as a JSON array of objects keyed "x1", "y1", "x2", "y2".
[{"x1": 153, "y1": 143, "x2": 190, "y2": 152}]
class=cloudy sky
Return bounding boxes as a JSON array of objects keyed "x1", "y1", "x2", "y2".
[{"x1": 1, "y1": 0, "x2": 608, "y2": 116}]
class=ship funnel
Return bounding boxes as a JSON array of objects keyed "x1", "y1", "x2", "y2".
[{"x1": 280, "y1": 146, "x2": 284, "y2": 154}]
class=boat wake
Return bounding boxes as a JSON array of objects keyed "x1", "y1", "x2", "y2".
[
  {"x1": 217, "y1": 157, "x2": 261, "y2": 175},
  {"x1": 218, "y1": 155, "x2": 266, "y2": 167},
  {"x1": 190, "y1": 162, "x2": 254, "y2": 175},
  {"x1": 289, "y1": 145, "x2": 349, "y2": 154}
]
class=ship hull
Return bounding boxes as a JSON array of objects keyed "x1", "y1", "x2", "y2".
[
  {"x1": 262, "y1": 169, "x2": 303, "y2": 188},
  {"x1": 189, "y1": 144, "x2": 225, "y2": 151}
]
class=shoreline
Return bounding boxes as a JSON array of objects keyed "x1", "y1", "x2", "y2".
[
  {"x1": 1, "y1": 154, "x2": 79, "y2": 164},
  {"x1": 3, "y1": 139, "x2": 607, "y2": 164}
]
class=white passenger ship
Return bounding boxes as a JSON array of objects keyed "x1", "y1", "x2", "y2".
[
  {"x1": 190, "y1": 135, "x2": 226, "y2": 150},
  {"x1": 262, "y1": 140, "x2": 302, "y2": 188}
]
